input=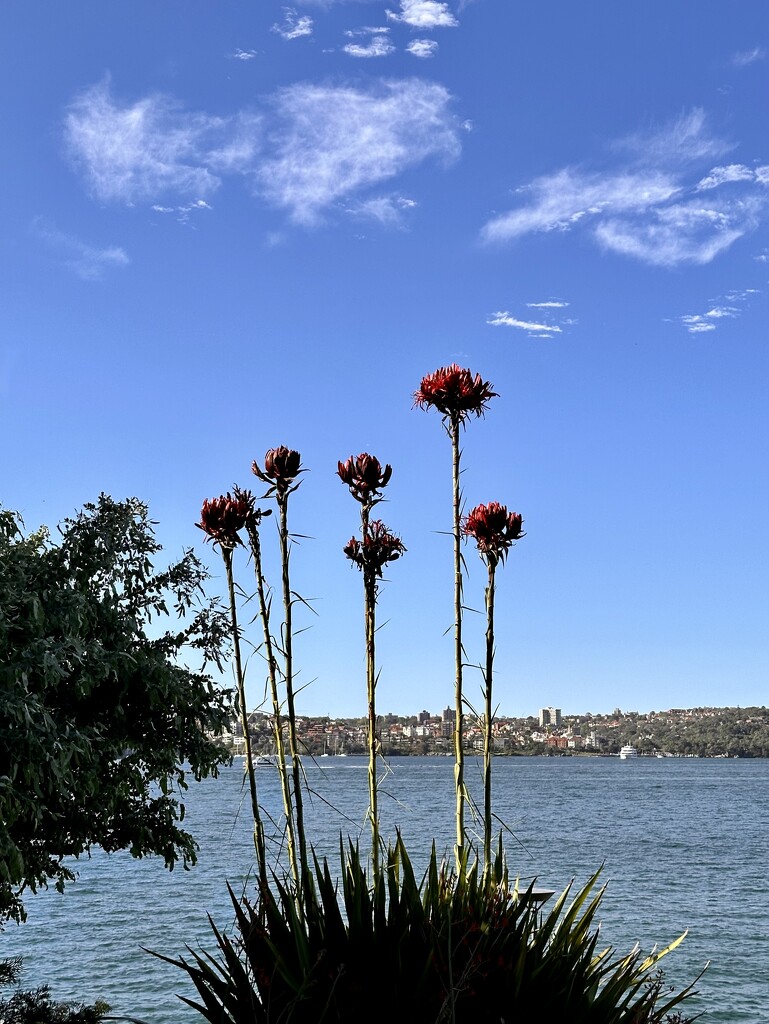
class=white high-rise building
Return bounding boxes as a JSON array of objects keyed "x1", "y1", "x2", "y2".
[{"x1": 539, "y1": 706, "x2": 562, "y2": 728}]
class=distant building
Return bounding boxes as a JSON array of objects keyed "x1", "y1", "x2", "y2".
[
  {"x1": 442, "y1": 706, "x2": 456, "y2": 724},
  {"x1": 539, "y1": 706, "x2": 562, "y2": 728},
  {"x1": 418, "y1": 709, "x2": 431, "y2": 724}
]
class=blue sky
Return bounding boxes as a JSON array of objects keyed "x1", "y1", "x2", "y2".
[{"x1": 3, "y1": 1, "x2": 768, "y2": 718}]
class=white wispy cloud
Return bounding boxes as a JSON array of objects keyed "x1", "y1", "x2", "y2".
[
  {"x1": 730, "y1": 47, "x2": 765, "y2": 68},
  {"x1": 488, "y1": 312, "x2": 562, "y2": 334},
  {"x1": 343, "y1": 28, "x2": 395, "y2": 57},
  {"x1": 406, "y1": 39, "x2": 438, "y2": 58},
  {"x1": 64, "y1": 80, "x2": 261, "y2": 203},
  {"x1": 614, "y1": 109, "x2": 732, "y2": 166},
  {"x1": 66, "y1": 78, "x2": 459, "y2": 228},
  {"x1": 256, "y1": 79, "x2": 459, "y2": 224},
  {"x1": 151, "y1": 198, "x2": 212, "y2": 223},
  {"x1": 386, "y1": 1, "x2": 458, "y2": 28},
  {"x1": 32, "y1": 219, "x2": 129, "y2": 280},
  {"x1": 673, "y1": 288, "x2": 760, "y2": 334},
  {"x1": 344, "y1": 193, "x2": 417, "y2": 225},
  {"x1": 272, "y1": 8, "x2": 314, "y2": 40},
  {"x1": 696, "y1": 163, "x2": 760, "y2": 190},
  {"x1": 231, "y1": 48, "x2": 259, "y2": 61},
  {"x1": 487, "y1": 301, "x2": 574, "y2": 338},
  {"x1": 481, "y1": 110, "x2": 769, "y2": 267}
]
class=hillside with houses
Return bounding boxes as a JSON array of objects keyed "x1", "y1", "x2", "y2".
[{"x1": 227, "y1": 704, "x2": 769, "y2": 759}]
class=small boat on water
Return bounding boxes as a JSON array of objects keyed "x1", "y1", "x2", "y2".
[
  {"x1": 253, "y1": 753, "x2": 279, "y2": 767},
  {"x1": 619, "y1": 745, "x2": 638, "y2": 759}
]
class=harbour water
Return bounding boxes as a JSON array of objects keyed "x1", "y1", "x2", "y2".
[{"x1": 2, "y1": 756, "x2": 767, "y2": 1023}]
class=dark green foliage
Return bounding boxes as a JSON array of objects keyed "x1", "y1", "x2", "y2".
[
  {"x1": 163, "y1": 839, "x2": 697, "y2": 1023},
  {"x1": 0, "y1": 957, "x2": 109, "y2": 1024},
  {"x1": 0, "y1": 496, "x2": 233, "y2": 922}
]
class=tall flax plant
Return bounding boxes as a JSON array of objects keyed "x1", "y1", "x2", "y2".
[
  {"x1": 252, "y1": 448, "x2": 309, "y2": 894},
  {"x1": 463, "y1": 502, "x2": 524, "y2": 875},
  {"x1": 338, "y1": 454, "x2": 404, "y2": 873},
  {"x1": 415, "y1": 365, "x2": 497, "y2": 868},
  {"x1": 197, "y1": 493, "x2": 269, "y2": 898},
  {"x1": 238, "y1": 490, "x2": 300, "y2": 895}
]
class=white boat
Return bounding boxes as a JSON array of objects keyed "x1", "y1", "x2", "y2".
[
  {"x1": 619, "y1": 745, "x2": 638, "y2": 759},
  {"x1": 253, "y1": 753, "x2": 279, "y2": 767}
]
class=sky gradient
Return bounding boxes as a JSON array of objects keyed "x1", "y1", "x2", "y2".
[{"x1": 3, "y1": 1, "x2": 768, "y2": 718}]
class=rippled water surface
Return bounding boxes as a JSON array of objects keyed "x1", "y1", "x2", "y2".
[{"x1": 3, "y1": 756, "x2": 767, "y2": 1023}]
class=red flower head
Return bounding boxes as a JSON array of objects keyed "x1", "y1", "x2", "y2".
[
  {"x1": 197, "y1": 491, "x2": 252, "y2": 548},
  {"x1": 462, "y1": 502, "x2": 524, "y2": 564},
  {"x1": 337, "y1": 453, "x2": 393, "y2": 503},
  {"x1": 414, "y1": 364, "x2": 498, "y2": 423},
  {"x1": 252, "y1": 446, "x2": 303, "y2": 496},
  {"x1": 344, "y1": 520, "x2": 405, "y2": 577}
]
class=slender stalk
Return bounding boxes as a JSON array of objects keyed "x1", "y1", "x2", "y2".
[
  {"x1": 245, "y1": 518, "x2": 300, "y2": 893},
  {"x1": 361, "y1": 503, "x2": 380, "y2": 873},
  {"x1": 483, "y1": 558, "x2": 496, "y2": 876},
  {"x1": 222, "y1": 547, "x2": 268, "y2": 896},
  {"x1": 450, "y1": 416, "x2": 465, "y2": 868},
  {"x1": 277, "y1": 495, "x2": 308, "y2": 894}
]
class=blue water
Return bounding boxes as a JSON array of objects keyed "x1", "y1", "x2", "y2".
[{"x1": 2, "y1": 756, "x2": 767, "y2": 1023}]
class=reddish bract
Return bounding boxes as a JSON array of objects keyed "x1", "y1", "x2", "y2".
[
  {"x1": 337, "y1": 453, "x2": 392, "y2": 502},
  {"x1": 197, "y1": 492, "x2": 252, "y2": 547},
  {"x1": 414, "y1": 364, "x2": 497, "y2": 422},
  {"x1": 252, "y1": 446, "x2": 302, "y2": 495},
  {"x1": 463, "y1": 502, "x2": 524, "y2": 562},
  {"x1": 344, "y1": 520, "x2": 405, "y2": 577}
]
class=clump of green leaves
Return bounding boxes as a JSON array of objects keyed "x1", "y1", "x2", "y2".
[
  {"x1": 164, "y1": 839, "x2": 697, "y2": 1023},
  {"x1": 0, "y1": 496, "x2": 233, "y2": 922},
  {"x1": 0, "y1": 957, "x2": 109, "y2": 1024}
]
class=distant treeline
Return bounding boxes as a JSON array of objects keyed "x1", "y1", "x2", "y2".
[
  {"x1": 239, "y1": 705, "x2": 769, "y2": 759},
  {"x1": 589, "y1": 705, "x2": 769, "y2": 758}
]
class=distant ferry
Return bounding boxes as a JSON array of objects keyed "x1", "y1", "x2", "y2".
[{"x1": 619, "y1": 745, "x2": 638, "y2": 759}]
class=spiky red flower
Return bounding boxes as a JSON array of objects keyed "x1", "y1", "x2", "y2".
[
  {"x1": 337, "y1": 453, "x2": 392, "y2": 503},
  {"x1": 197, "y1": 492, "x2": 252, "y2": 548},
  {"x1": 414, "y1": 364, "x2": 498, "y2": 423},
  {"x1": 252, "y1": 447, "x2": 303, "y2": 496},
  {"x1": 344, "y1": 520, "x2": 405, "y2": 577},
  {"x1": 463, "y1": 502, "x2": 524, "y2": 563}
]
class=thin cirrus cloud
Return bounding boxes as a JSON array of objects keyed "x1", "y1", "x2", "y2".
[
  {"x1": 64, "y1": 80, "x2": 261, "y2": 203},
  {"x1": 730, "y1": 47, "x2": 765, "y2": 68},
  {"x1": 32, "y1": 218, "x2": 129, "y2": 280},
  {"x1": 386, "y1": 1, "x2": 458, "y2": 29},
  {"x1": 674, "y1": 288, "x2": 760, "y2": 334},
  {"x1": 487, "y1": 301, "x2": 572, "y2": 339},
  {"x1": 272, "y1": 8, "x2": 314, "y2": 39},
  {"x1": 64, "y1": 78, "x2": 460, "y2": 226},
  {"x1": 343, "y1": 193, "x2": 417, "y2": 226},
  {"x1": 481, "y1": 110, "x2": 769, "y2": 267},
  {"x1": 258, "y1": 80, "x2": 460, "y2": 223}
]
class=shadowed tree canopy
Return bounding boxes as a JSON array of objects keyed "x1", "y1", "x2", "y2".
[{"x1": 0, "y1": 495, "x2": 233, "y2": 923}]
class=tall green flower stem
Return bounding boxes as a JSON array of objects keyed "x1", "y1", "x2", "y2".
[
  {"x1": 462, "y1": 500, "x2": 525, "y2": 877},
  {"x1": 276, "y1": 491, "x2": 308, "y2": 894},
  {"x1": 449, "y1": 416, "x2": 466, "y2": 867},
  {"x1": 481, "y1": 557, "x2": 496, "y2": 875},
  {"x1": 343, "y1": 516, "x2": 404, "y2": 871},
  {"x1": 244, "y1": 513, "x2": 300, "y2": 895},
  {"x1": 253, "y1": 448, "x2": 309, "y2": 896},
  {"x1": 221, "y1": 546, "x2": 269, "y2": 896},
  {"x1": 338, "y1": 453, "x2": 398, "y2": 875},
  {"x1": 360, "y1": 505, "x2": 379, "y2": 871},
  {"x1": 197, "y1": 493, "x2": 271, "y2": 898},
  {"x1": 415, "y1": 364, "x2": 498, "y2": 873}
]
